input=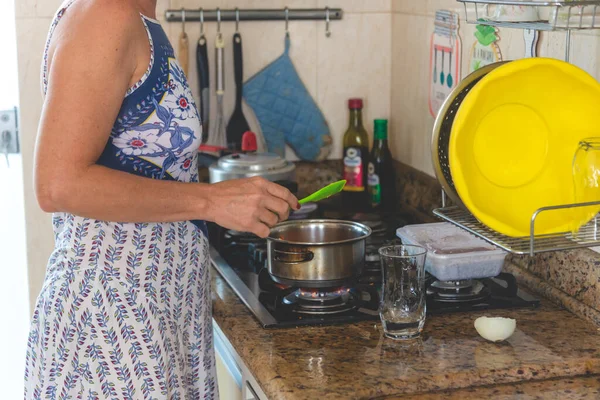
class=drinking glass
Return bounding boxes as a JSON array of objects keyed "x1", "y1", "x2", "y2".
[
  {"x1": 572, "y1": 137, "x2": 600, "y2": 236},
  {"x1": 378, "y1": 245, "x2": 427, "y2": 340}
]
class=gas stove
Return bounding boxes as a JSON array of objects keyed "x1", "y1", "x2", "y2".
[{"x1": 209, "y1": 210, "x2": 540, "y2": 329}]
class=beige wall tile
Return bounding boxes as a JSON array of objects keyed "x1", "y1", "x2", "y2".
[
  {"x1": 391, "y1": 0, "x2": 426, "y2": 15},
  {"x1": 567, "y1": 32, "x2": 600, "y2": 79},
  {"x1": 391, "y1": 12, "x2": 434, "y2": 176},
  {"x1": 427, "y1": 0, "x2": 462, "y2": 15},
  {"x1": 220, "y1": 0, "x2": 318, "y2": 7},
  {"x1": 35, "y1": 0, "x2": 63, "y2": 18},
  {"x1": 15, "y1": 17, "x2": 54, "y2": 310},
  {"x1": 156, "y1": 0, "x2": 171, "y2": 19},
  {"x1": 317, "y1": 12, "x2": 392, "y2": 161},
  {"x1": 318, "y1": 0, "x2": 391, "y2": 13},
  {"x1": 14, "y1": 0, "x2": 37, "y2": 18},
  {"x1": 392, "y1": 0, "x2": 461, "y2": 16},
  {"x1": 171, "y1": 0, "x2": 317, "y2": 9},
  {"x1": 171, "y1": 0, "x2": 222, "y2": 10}
]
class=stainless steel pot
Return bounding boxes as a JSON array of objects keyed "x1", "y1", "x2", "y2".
[
  {"x1": 267, "y1": 220, "x2": 372, "y2": 288},
  {"x1": 209, "y1": 152, "x2": 296, "y2": 183}
]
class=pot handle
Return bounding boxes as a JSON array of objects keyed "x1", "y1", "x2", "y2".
[{"x1": 273, "y1": 249, "x2": 314, "y2": 263}]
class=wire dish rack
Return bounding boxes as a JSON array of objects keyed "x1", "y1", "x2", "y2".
[
  {"x1": 458, "y1": 0, "x2": 600, "y2": 30},
  {"x1": 434, "y1": 201, "x2": 600, "y2": 256}
]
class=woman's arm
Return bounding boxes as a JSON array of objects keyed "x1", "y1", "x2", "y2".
[{"x1": 35, "y1": 0, "x2": 297, "y2": 238}]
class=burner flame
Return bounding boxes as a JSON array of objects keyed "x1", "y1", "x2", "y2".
[{"x1": 298, "y1": 287, "x2": 350, "y2": 299}]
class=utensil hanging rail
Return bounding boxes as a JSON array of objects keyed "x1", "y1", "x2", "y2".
[{"x1": 165, "y1": 8, "x2": 343, "y2": 23}]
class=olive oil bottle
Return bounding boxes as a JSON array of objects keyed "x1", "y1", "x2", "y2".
[{"x1": 342, "y1": 99, "x2": 369, "y2": 209}]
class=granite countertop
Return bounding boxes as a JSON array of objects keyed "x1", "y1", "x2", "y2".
[
  {"x1": 394, "y1": 375, "x2": 600, "y2": 399},
  {"x1": 211, "y1": 266, "x2": 600, "y2": 399}
]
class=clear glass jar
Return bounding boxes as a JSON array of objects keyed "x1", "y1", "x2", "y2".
[{"x1": 572, "y1": 138, "x2": 600, "y2": 234}]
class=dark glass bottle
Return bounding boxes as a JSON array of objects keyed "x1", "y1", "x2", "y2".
[
  {"x1": 368, "y1": 119, "x2": 396, "y2": 211},
  {"x1": 342, "y1": 98, "x2": 369, "y2": 210}
]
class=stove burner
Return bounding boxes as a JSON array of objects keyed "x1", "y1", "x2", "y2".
[
  {"x1": 224, "y1": 230, "x2": 264, "y2": 246},
  {"x1": 427, "y1": 279, "x2": 491, "y2": 303},
  {"x1": 365, "y1": 251, "x2": 380, "y2": 263},
  {"x1": 296, "y1": 286, "x2": 348, "y2": 300},
  {"x1": 282, "y1": 287, "x2": 359, "y2": 315}
]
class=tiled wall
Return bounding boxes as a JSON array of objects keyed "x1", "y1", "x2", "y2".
[
  {"x1": 391, "y1": 0, "x2": 600, "y2": 175},
  {"x1": 17, "y1": 0, "x2": 600, "y2": 308},
  {"x1": 15, "y1": 0, "x2": 392, "y2": 308},
  {"x1": 164, "y1": 0, "x2": 392, "y2": 161}
]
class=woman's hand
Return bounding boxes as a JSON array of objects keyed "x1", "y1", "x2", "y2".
[{"x1": 206, "y1": 177, "x2": 300, "y2": 238}]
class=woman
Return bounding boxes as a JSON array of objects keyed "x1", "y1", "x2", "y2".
[{"x1": 24, "y1": 0, "x2": 299, "y2": 398}]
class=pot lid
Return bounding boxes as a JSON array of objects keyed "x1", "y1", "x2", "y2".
[{"x1": 216, "y1": 153, "x2": 291, "y2": 173}]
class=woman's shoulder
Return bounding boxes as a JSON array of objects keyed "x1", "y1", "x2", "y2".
[
  {"x1": 45, "y1": 0, "x2": 146, "y2": 92},
  {"x1": 58, "y1": 0, "x2": 143, "y2": 37}
]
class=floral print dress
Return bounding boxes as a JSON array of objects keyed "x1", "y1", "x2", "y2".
[{"x1": 25, "y1": 3, "x2": 218, "y2": 399}]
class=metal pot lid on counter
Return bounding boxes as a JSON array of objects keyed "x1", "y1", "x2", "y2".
[{"x1": 209, "y1": 152, "x2": 296, "y2": 183}]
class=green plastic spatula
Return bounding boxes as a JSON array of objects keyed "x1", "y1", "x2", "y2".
[{"x1": 298, "y1": 180, "x2": 346, "y2": 205}]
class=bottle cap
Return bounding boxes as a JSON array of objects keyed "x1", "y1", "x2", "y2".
[
  {"x1": 348, "y1": 98, "x2": 363, "y2": 109},
  {"x1": 241, "y1": 131, "x2": 258, "y2": 152},
  {"x1": 374, "y1": 119, "x2": 388, "y2": 140}
]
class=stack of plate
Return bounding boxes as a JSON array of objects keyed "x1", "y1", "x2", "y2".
[{"x1": 432, "y1": 58, "x2": 600, "y2": 237}]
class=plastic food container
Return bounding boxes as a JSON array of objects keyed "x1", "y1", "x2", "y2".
[{"x1": 396, "y1": 222, "x2": 507, "y2": 281}]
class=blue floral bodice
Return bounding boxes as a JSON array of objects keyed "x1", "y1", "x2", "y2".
[{"x1": 101, "y1": 19, "x2": 202, "y2": 182}]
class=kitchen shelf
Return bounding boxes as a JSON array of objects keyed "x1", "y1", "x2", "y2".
[
  {"x1": 433, "y1": 202, "x2": 600, "y2": 256},
  {"x1": 458, "y1": 0, "x2": 600, "y2": 30}
]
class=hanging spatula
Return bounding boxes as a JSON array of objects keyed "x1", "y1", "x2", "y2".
[
  {"x1": 197, "y1": 30, "x2": 209, "y2": 142},
  {"x1": 299, "y1": 180, "x2": 346, "y2": 205},
  {"x1": 226, "y1": 32, "x2": 250, "y2": 151}
]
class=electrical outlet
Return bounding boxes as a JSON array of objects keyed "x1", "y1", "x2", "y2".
[{"x1": 0, "y1": 108, "x2": 19, "y2": 154}]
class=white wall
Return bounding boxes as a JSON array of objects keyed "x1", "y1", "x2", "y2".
[
  {"x1": 15, "y1": 0, "x2": 392, "y2": 309},
  {"x1": 1, "y1": 0, "x2": 29, "y2": 397},
  {"x1": 15, "y1": 11, "x2": 54, "y2": 311}
]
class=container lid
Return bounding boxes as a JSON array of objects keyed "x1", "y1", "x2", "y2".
[
  {"x1": 241, "y1": 131, "x2": 258, "y2": 152},
  {"x1": 216, "y1": 153, "x2": 291, "y2": 173},
  {"x1": 396, "y1": 222, "x2": 507, "y2": 281},
  {"x1": 397, "y1": 222, "x2": 503, "y2": 256}
]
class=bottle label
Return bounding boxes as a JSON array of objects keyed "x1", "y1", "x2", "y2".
[
  {"x1": 343, "y1": 147, "x2": 364, "y2": 191},
  {"x1": 368, "y1": 162, "x2": 381, "y2": 206}
]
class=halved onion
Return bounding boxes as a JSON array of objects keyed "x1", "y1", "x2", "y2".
[{"x1": 474, "y1": 316, "x2": 516, "y2": 342}]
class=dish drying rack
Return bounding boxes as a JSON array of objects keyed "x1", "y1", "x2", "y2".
[
  {"x1": 432, "y1": 1, "x2": 600, "y2": 255},
  {"x1": 459, "y1": 0, "x2": 600, "y2": 30},
  {"x1": 458, "y1": 0, "x2": 600, "y2": 61},
  {"x1": 434, "y1": 202, "x2": 600, "y2": 256}
]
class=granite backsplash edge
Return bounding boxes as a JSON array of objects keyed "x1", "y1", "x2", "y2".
[{"x1": 200, "y1": 159, "x2": 600, "y2": 326}]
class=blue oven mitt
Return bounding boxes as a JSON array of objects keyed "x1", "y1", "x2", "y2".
[{"x1": 243, "y1": 34, "x2": 332, "y2": 161}]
